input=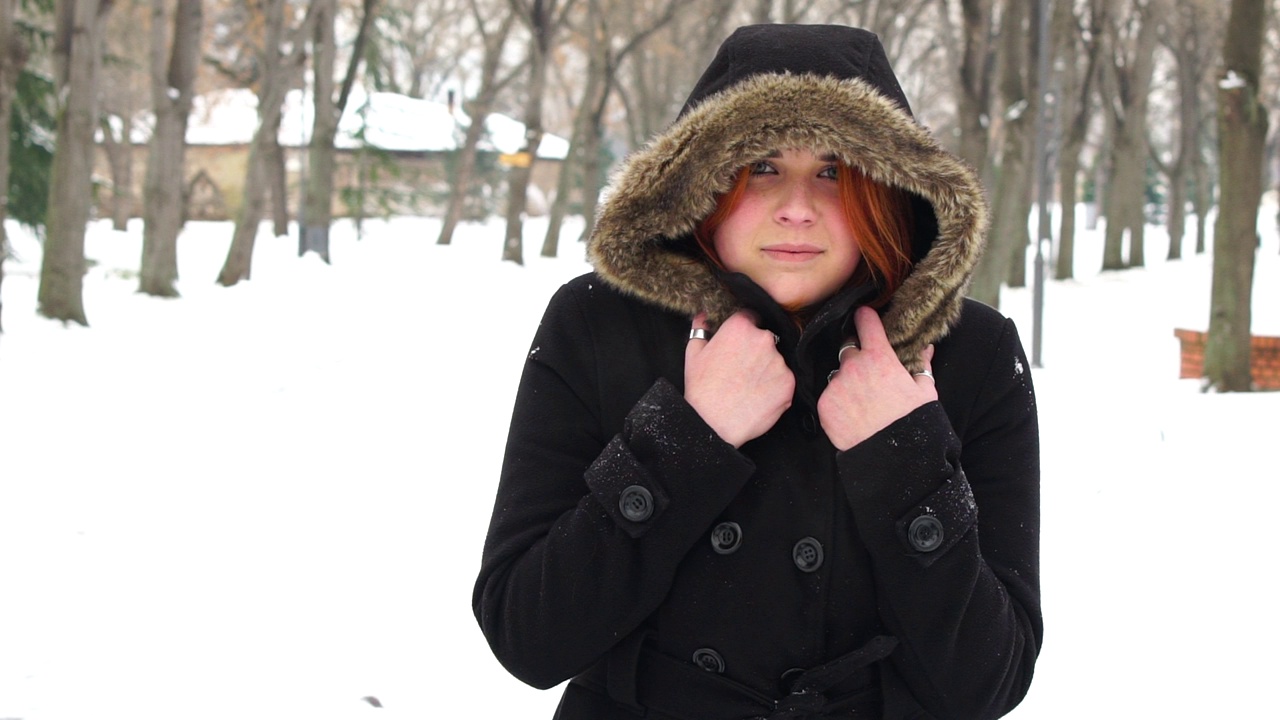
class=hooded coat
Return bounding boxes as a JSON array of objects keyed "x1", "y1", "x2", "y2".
[{"x1": 474, "y1": 25, "x2": 1041, "y2": 720}]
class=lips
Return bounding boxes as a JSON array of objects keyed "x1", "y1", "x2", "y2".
[{"x1": 762, "y1": 243, "x2": 824, "y2": 261}]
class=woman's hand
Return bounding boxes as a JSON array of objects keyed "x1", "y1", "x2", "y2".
[
  {"x1": 684, "y1": 312, "x2": 795, "y2": 448},
  {"x1": 818, "y1": 306, "x2": 938, "y2": 451}
]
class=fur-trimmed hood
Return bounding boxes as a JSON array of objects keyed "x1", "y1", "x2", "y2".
[{"x1": 587, "y1": 25, "x2": 988, "y2": 366}]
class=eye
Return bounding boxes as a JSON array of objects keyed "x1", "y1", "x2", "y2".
[
  {"x1": 749, "y1": 160, "x2": 777, "y2": 175},
  {"x1": 818, "y1": 165, "x2": 839, "y2": 180}
]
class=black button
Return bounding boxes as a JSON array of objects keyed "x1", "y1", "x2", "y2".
[
  {"x1": 792, "y1": 537, "x2": 824, "y2": 572},
  {"x1": 908, "y1": 515, "x2": 944, "y2": 552},
  {"x1": 692, "y1": 647, "x2": 725, "y2": 673},
  {"x1": 619, "y1": 485, "x2": 653, "y2": 522},
  {"x1": 710, "y1": 522, "x2": 742, "y2": 554},
  {"x1": 801, "y1": 413, "x2": 818, "y2": 435},
  {"x1": 779, "y1": 667, "x2": 806, "y2": 694}
]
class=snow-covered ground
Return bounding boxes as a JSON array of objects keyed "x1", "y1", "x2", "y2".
[{"x1": 1, "y1": 210, "x2": 1276, "y2": 719}]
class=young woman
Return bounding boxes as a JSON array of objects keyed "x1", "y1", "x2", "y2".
[{"x1": 474, "y1": 24, "x2": 1041, "y2": 720}]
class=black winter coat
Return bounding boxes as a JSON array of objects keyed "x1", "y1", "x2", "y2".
[{"x1": 474, "y1": 25, "x2": 1041, "y2": 720}]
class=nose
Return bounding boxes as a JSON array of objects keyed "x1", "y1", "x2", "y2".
[{"x1": 775, "y1": 179, "x2": 817, "y2": 226}]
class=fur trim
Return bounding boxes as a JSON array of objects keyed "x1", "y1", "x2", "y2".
[{"x1": 587, "y1": 73, "x2": 988, "y2": 369}]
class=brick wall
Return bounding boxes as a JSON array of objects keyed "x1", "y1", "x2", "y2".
[{"x1": 1174, "y1": 328, "x2": 1280, "y2": 390}]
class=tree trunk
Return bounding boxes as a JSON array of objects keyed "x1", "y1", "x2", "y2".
[
  {"x1": 502, "y1": 0, "x2": 556, "y2": 265},
  {"x1": 1192, "y1": 147, "x2": 1210, "y2": 254},
  {"x1": 968, "y1": 0, "x2": 1034, "y2": 307},
  {"x1": 300, "y1": 0, "x2": 376, "y2": 263},
  {"x1": 139, "y1": 0, "x2": 202, "y2": 297},
  {"x1": 99, "y1": 115, "x2": 133, "y2": 230},
  {"x1": 543, "y1": 0, "x2": 605, "y2": 258},
  {"x1": 1101, "y1": 6, "x2": 1158, "y2": 270},
  {"x1": 267, "y1": 137, "x2": 289, "y2": 237},
  {"x1": 1205, "y1": 0, "x2": 1267, "y2": 391},
  {"x1": 39, "y1": 0, "x2": 113, "y2": 325},
  {"x1": 1, "y1": 0, "x2": 31, "y2": 332},
  {"x1": 301, "y1": 0, "x2": 337, "y2": 263},
  {"x1": 437, "y1": 6, "x2": 515, "y2": 246},
  {"x1": 218, "y1": 0, "x2": 309, "y2": 285},
  {"x1": 1054, "y1": 0, "x2": 1103, "y2": 281},
  {"x1": 953, "y1": 0, "x2": 994, "y2": 174}
]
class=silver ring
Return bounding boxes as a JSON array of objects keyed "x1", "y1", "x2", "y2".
[
  {"x1": 913, "y1": 369, "x2": 934, "y2": 380},
  {"x1": 827, "y1": 369, "x2": 839, "y2": 382},
  {"x1": 689, "y1": 328, "x2": 708, "y2": 341},
  {"x1": 838, "y1": 341, "x2": 860, "y2": 362},
  {"x1": 771, "y1": 332, "x2": 780, "y2": 345}
]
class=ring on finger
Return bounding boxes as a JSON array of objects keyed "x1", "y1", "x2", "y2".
[
  {"x1": 912, "y1": 369, "x2": 934, "y2": 380},
  {"x1": 838, "y1": 341, "x2": 860, "y2": 362},
  {"x1": 689, "y1": 328, "x2": 708, "y2": 341}
]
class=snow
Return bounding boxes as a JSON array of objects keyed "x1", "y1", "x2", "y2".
[
  {"x1": 1220, "y1": 70, "x2": 1248, "y2": 90},
  {"x1": 2, "y1": 208, "x2": 1278, "y2": 719},
  {"x1": 127, "y1": 88, "x2": 569, "y2": 159}
]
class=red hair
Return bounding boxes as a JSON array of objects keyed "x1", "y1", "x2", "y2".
[{"x1": 694, "y1": 163, "x2": 914, "y2": 309}]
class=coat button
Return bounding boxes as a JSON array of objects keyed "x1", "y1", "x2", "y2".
[
  {"x1": 710, "y1": 522, "x2": 742, "y2": 554},
  {"x1": 618, "y1": 485, "x2": 653, "y2": 522},
  {"x1": 692, "y1": 647, "x2": 725, "y2": 673},
  {"x1": 792, "y1": 537, "x2": 824, "y2": 572},
  {"x1": 801, "y1": 413, "x2": 818, "y2": 436},
  {"x1": 908, "y1": 515, "x2": 944, "y2": 552}
]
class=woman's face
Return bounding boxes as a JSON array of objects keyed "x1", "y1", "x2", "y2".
[{"x1": 713, "y1": 148, "x2": 862, "y2": 310}]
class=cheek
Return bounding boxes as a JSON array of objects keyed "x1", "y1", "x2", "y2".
[{"x1": 711, "y1": 203, "x2": 763, "y2": 269}]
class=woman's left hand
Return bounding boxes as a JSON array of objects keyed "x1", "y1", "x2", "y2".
[{"x1": 818, "y1": 306, "x2": 938, "y2": 451}]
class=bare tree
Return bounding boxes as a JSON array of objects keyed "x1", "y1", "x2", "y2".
[
  {"x1": 437, "y1": 0, "x2": 517, "y2": 246},
  {"x1": 217, "y1": 0, "x2": 316, "y2": 286},
  {"x1": 137, "y1": 0, "x2": 202, "y2": 297},
  {"x1": 299, "y1": 0, "x2": 378, "y2": 263},
  {"x1": 38, "y1": 0, "x2": 115, "y2": 325},
  {"x1": 541, "y1": 0, "x2": 683, "y2": 257},
  {"x1": 1, "y1": 0, "x2": 32, "y2": 332},
  {"x1": 502, "y1": 0, "x2": 577, "y2": 265},
  {"x1": 1205, "y1": 0, "x2": 1268, "y2": 391},
  {"x1": 968, "y1": 0, "x2": 1037, "y2": 307},
  {"x1": 1053, "y1": 0, "x2": 1105, "y2": 281},
  {"x1": 97, "y1": 0, "x2": 149, "y2": 232},
  {"x1": 366, "y1": 0, "x2": 466, "y2": 98},
  {"x1": 939, "y1": 0, "x2": 996, "y2": 174},
  {"x1": 1150, "y1": 0, "x2": 1217, "y2": 262},
  {"x1": 1099, "y1": 0, "x2": 1158, "y2": 270}
]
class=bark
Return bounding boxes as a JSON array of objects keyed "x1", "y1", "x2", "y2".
[
  {"x1": 218, "y1": 0, "x2": 314, "y2": 286},
  {"x1": 503, "y1": 0, "x2": 567, "y2": 265},
  {"x1": 39, "y1": 0, "x2": 114, "y2": 326},
  {"x1": 1205, "y1": 0, "x2": 1267, "y2": 391},
  {"x1": 99, "y1": 115, "x2": 133, "y2": 230},
  {"x1": 1054, "y1": 0, "x2": 1104, "y2": 281},
  {"x1": 267, "y1": 137, "x2": 289, "y2": 237},
  {"x1": 951, "y1": 0, "x2": 995, "y2": 173},
  {"x1": 1, "y1": 0, "x2": 31, "y2": 332},
  {"x1": 437, "y1": 3, "x2": 515, "y2": 246},
  {"x1": 1100, "y1": 5, "x2": 1158, "y2": 270},
  {"x1": 968, "y1": 0, "x2": 1035, "y2": 307},
  {"x1": 300, "y1": 0, "x2": 376, "y2": 263},
  {"x1": 301, "y1": 0, "x2": 338, "y2": 262},
  {"x1": 139, "y1": 0, "x2": 202, "y2": 297},
  {"x1": 1192, "y1": 142, "x2": 1211, "y2": 254},
  {"x1": 1158, "y1": 0, "x2": 1212, "y2": 262}
]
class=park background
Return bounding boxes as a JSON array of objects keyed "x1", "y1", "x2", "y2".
[{"x1": 3, "y1": 0, "x2": 1279, "y2": 718}]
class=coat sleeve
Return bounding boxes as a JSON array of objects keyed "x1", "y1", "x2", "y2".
[
  {"x1": 838, "y1": 315, "x2": 1041, "y2": 720},
  {"x1": 472, "y1": 282, "x2": 756, "y2": 689}
]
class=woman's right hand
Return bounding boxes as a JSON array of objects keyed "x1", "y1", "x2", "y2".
[{"x1": 684, "y1": 312, "x2": 794, "y2": 448}]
